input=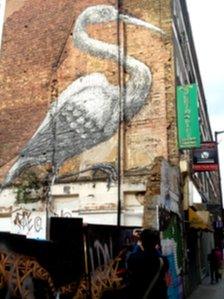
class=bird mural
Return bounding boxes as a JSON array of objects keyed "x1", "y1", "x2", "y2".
[{"x1": 2, "y1": 5, "x2": 165, "y2": 187}]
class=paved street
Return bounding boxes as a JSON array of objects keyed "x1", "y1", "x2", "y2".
[{"x1": 188, "y1": 276, "x2": 224, "y2": 299}]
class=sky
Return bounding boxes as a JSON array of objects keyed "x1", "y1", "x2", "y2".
[
  {"x1": 0, "y1": 0, "x2": 6, "y2": 48},
  {"x1": 186, "y1": 0, "x2": 224, "y2": 201}
]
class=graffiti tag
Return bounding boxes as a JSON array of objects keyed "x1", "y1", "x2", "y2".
[
  {"x1": 89, "y1": 238, "x2": 113, "y2": 272},
  {"x1": 12, "y1": 208, "x2": 43, "y2": 236}
]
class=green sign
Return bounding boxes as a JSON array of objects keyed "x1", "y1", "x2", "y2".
[{"x1": 177, "y1": 84, "x2": 201, "y2": 149}]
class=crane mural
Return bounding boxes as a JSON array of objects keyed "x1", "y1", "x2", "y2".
[{"x1": 2, "y1": 5, "x2": 165, "y2": 187}]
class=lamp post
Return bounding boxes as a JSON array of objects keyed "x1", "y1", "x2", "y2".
[{"x1": 215, "y1": 130, "x2": 224, "y2": 226}]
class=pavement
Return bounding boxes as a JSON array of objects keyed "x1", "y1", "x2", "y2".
[{"x1": 188, "y1": 276, "x2": 224, "y2": 299}]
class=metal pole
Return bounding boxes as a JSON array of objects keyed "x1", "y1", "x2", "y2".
[
  {"x1": 215, "y1": 131, "x2": 224, "y2": 227},
  {"x1": 116, "y1": 0, "x2": 123, "y2": 227}
]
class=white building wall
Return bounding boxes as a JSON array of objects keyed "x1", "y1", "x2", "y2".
[{"x1": 0, "y1": 181, "x2": 146, "y2": 239}]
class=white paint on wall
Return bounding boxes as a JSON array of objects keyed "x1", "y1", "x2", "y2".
[
  {"x1": 51, "y1": 181, "x2": 146, "y2": 225},
  {"x1": 0, "y1": 216, "x2": 11, "y2": 232},
  {"x1": 0, "y1": 181, "x2": 146, "y2": 239}
]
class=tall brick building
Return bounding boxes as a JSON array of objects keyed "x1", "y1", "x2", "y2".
[
  {"x1": 0, "y1": 0, "x2": 178, "y2": 227},
  {"x1": 0, "y1": 0, "x2": 220, "y2": 297}
]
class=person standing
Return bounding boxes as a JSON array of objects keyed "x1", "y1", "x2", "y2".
[
  {"x1": 126, "y1": 229, "x2": 168, "y2": 299},
  {"x1": 100, "y1": 229, "x2": 168, "y2": 299},
  {"x1": 208, "y1": 247, "x2": 222, "y2": 284},
  {"x1": 214, "y1": 246, "x2": 222, "y2": 279}
]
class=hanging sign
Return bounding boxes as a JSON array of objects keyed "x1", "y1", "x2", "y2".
[
  {"x1": 192, "y1": 141, "x2": 218, "y2": 172},
  {"x1": 177, "y1": 84, "x2": 201, "y2": 149}
]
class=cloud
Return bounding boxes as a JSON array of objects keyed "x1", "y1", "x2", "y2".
[
  {"x1": 187, "y1": 0, "x2": 224, "y2": 127},
  {"x1": 187, "y1": 0, "x2": 224, "y2": 199},
  {"x1": 205, "y1": 87, "x2": 224, "y2": 116}
]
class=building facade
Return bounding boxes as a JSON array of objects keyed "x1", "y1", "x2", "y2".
[
  {"x1": 0, "y1": 0, "x2": 178, "y2": 231},
  {"x1": 0, "y1": 0, "x2": 221, "y2": 297}
]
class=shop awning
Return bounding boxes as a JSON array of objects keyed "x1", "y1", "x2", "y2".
[{"x1": 189, "y1": 207, "x2": 212, "y2": 230}]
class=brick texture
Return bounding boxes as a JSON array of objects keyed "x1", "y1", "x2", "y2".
[{"x1": 0, "y1": 0, "x2": 178, "y2": 195}]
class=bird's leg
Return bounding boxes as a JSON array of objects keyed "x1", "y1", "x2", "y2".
[{"x1": 91, "y1": 163, "x2": 117, "y2": 190}]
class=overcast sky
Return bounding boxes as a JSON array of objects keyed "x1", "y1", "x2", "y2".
[{"x1": 187, "y1": 0, "x2": 224, "y2": 200}]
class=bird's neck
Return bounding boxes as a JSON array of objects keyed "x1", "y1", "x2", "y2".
[{"x1": 74, "y1": 22, "x2": 151, "y2": 121}]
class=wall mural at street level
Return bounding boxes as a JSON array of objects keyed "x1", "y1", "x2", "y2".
[
  {"x1": 78, "y1": 224, "x2": 136, "y2": 298},
  {"x1": 2, "y1": 5, "x2": 164, "y2": 187},
  {"x1": 0, "y1": 244, "x2": 82, "y2": 298},
  {"x1": 162, "y1": 215, "x2": 183, "y2": 299},
  {"x1": 11, "y1": 207, "x2": 46, "y2": 239},
  {"x1": 0, "y1": 224, "x2": 138, "y2": 299}
]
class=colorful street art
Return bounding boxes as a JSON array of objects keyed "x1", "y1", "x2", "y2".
[
  {"x1": 3, "y1": 5, "x2": 164, "y2": 187},
  {"x1": 0, "y1": 224, "x2": 138, "y2": 299},
  {"x1": 162, "y1": 215, "x2": 183, "y2": 299},
  {"x1": 1, "y1": 219, "x2": 186, "y2": 299},
  {"x1": 0, "y1": 223, "x2": 85, "y2": 298},
  {"x1": 0, "y1": 248, "x2": 81, "y2": 298},
  {"x1": 84, "y1": 224, "x2": 134, "y2": 298}
]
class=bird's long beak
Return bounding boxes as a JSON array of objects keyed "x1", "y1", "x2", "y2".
[{"x1": 120, "y1": 14, "x2": 165, "y2": 35}]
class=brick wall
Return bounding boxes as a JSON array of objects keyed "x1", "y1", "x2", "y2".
[
  {"x1": 0, "y1": 0, "x2": 178, "y2": 215},
  {"x1": 0, "y1": 0, "x2": 177, "y2": 180}
]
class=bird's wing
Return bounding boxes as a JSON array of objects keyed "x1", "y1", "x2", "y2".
[
  {"x1": 20, "y1": 122, "x2": 54, "y2": 159},
  {"x1": 20, "y1": 88, "x2": 115, "y2": 166},
  {"x1": 53, "y1": 95, "x2": 108, "y2": 164},
  {"x1": 54, "y1": 73, "x2": 111, "y2": 111},
  {"x1": 32, "y1": 73, "x2": 110, "y2": 138}
]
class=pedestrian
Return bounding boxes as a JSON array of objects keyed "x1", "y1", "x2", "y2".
[
  {"x1": 126, "y1": 229, "x2": 168, "y2": 299},
  {"x1": 100, "y1": 229, "x2": 168, "y2": 299},
  {"x1": 208, "y1": 247, "x2": 222, "y2": 284},
  {"x1": 214, "y1": 246, "x2": 222, "y2": 279},
  {"x1": 124, "y1": 228, "x2": 143, "y2": 266}
]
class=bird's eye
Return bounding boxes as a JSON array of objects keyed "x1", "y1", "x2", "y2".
[{"x1": 101, "y1": 9, "x2": 109, "y2": 17}]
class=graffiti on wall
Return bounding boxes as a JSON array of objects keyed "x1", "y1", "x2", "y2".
[
  {"x1": 162, "y1": 238, "x2": 183, "y2": 299},
  {"x1": 0, "y1": 249, "x2": 55, "y2": 298},
  {"x1": 89, "y1": 238, "x2": 113, "y2": 272},
  {"x1": 3, "y1": 5, "x2": 164, "y2": 187},
  {"x1": 50, "y1": 208, "x2": 73, "y2": 218},
  {"x1": 85, "y1": 224, "x2": 135, "y2": 298},
  {"x1": 0, "y1": 223, "x2": 137, "y2": 298},
  {"x1": 162, "y1": 215, "x2": 183, "y2": 299},
  {"x1": 0, "y1": 248, "x2": 80, "y2": 298},
  {"x1": 11, "y1": 208, "x2": 46, "y2": 239}
]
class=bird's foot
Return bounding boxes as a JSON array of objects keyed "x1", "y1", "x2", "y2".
[{"x1": 91, "y1": 163, "x2": 117, "y2": 190}]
